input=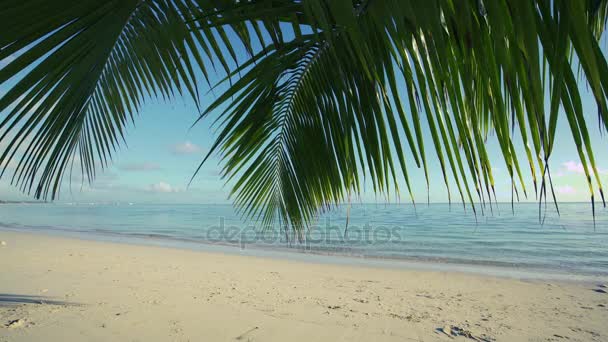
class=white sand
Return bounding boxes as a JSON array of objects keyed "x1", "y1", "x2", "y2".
[{"x1": 0, "y1": 230, "x2": 607, "y2": 341}]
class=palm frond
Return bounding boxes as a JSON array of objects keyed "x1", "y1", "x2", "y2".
[
  {"x1": 0, "y1": 0, "x2": 249, "y2": 198},
  {"x1": 2, "y1": 0, "x2": 608, "y2": 232},
  {"x1": 198, "y1": 0, "x2": 608, "y2": 231}
]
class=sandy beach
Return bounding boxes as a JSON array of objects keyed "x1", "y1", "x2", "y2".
[{"x1": 0, "y1": 230, "x2": 606, "y2": 341}]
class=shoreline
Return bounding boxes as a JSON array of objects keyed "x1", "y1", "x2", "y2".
[
  {"x1": 1, "y1": 230, "x2": 607, "y2": 341},
  {"x1": 1, "y1": 226, "x2": 604, "y2": 284}
]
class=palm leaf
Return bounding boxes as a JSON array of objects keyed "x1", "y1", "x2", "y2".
[
  {"x1": 197, "y1": 0, "x2": 608, "y2": 231},
  {"x1": 0, "y1": 0, "x2": 278, "y2": 198},
  {"x1": 2, "y1": 0, "x2": 608, "y2": 232}
]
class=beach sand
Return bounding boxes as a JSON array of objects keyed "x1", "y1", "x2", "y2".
[{"x1": 0, "y1": 230, "x2": 606, "y2": 341}]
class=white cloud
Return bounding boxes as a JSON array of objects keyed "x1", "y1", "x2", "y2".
[
  {"x1": 171, "y1": 141, "x2": 202, "y2": 155},
  {"x1": 553, "y1": 171, "x2": 566, "y2": 178},
  {"x1": 556, "y1": 185, "x2": 577, "y2": 195},
  {"x1": 557, "y1": 160, "x2": 608, "y2": 176},
  {"x1": 562, "y1": 161, "x2": 585, "y2": 174},
  {"x1": 148, "y1": 181, "x2": 180, "y2": 193},
  {"x1": 119, "y1": 162, "x2": 161, "y2": 172}
]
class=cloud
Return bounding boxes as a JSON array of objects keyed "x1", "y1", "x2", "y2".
[
  {"x1": 556, "y1": 160, "x2": 608, "y2": 176},
  {"x1": 119, "y1": 162, "x2": 161, "y2": 172},
  {"x1": 556, "y1": 185, "x2": 577, "y2": 195},
  {"x1": 171, "y1": 141, "x2": 202, "y2": 155},
  {"x1": 562, "y1": 161, "x2": 585, "y2": 174},
  {"x1": 553, "y1": 171, "x2": 566, "y2": 178},
  {"x1": 148, "y1": 181, "x2": 180, "y2": 193}
]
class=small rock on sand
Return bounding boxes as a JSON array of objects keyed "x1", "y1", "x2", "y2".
[
  {"x1": 0, "y1": 241, "x2": 6, "y2": 246},
  {"x1": 439, "y1": 325, "x2": 487, "y2": 340},
  {"x1": 7, "y1": 319, "x2": 25, "y2": 329}
]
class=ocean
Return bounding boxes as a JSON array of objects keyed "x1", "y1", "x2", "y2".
[{"x1": 1, "y1": 202, "x2": 607, "y2": 278}]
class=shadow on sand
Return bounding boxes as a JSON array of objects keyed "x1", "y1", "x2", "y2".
[{"x1": 0, "y1": 293, "x2": 78, "y2": 307}]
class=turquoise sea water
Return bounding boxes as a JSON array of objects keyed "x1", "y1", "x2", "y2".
[{"x1": 0, "y1": 202, "x2": 607, "y2": 277}]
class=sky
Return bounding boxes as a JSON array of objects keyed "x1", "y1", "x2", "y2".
[{"x1": 1, "y1": 22, "x2": 608, "y2": 206}]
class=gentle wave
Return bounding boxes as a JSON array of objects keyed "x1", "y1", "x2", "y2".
[{"x1": 0, "y1": 202, "x2": 607, "y2": 277}]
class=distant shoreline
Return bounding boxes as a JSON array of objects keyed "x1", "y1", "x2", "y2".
[
  {"x1": 0, "y1": 200, "x2": 47, "y2": 204},
  {"x1": 0, "y1": 200, "x2": 602, "y2": 205}
]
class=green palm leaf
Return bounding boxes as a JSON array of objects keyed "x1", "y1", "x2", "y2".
[
  {"x1": 2, "y1": 0, "x2": 608, "y2": 232},
  {"x1": 2, "y1": 0, "x2": 206, "y2": 198},
  {"x1": 197, "y1": 0, "x2": 608, "y2": 230}
]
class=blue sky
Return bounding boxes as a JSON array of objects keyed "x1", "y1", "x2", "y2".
[{"x1": 1, "y1": 28, "x2": 608, "y2": 205}]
